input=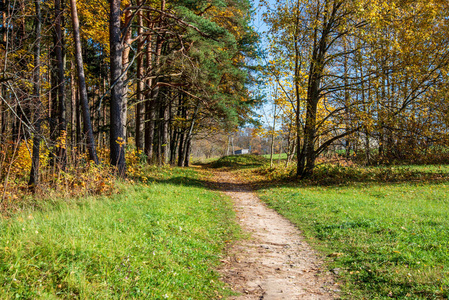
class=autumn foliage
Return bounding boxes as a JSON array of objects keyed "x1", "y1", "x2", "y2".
[
  {"x1": 0, "y1": 0, "x2": 259, "y2": 208},
  {"x1": 261, "y1": 0, "x2": 449, "y2": 176}
]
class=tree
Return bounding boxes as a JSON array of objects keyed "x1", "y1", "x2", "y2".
[
  {"x1": 262, "y1": 0, "x2": 449, "y2": 176},
  {"x1": 53, "y1": 0, "x2": 67, "y2": 169},
  {"x1": 109, "y1": 0, "x2": 125, "y2": 174},
  {"x1": 28, "y1": 0, "x2": 42, "y2": 188},
  {"x1": 69, "y1": 0, "x2": 99, "y2": 164}
]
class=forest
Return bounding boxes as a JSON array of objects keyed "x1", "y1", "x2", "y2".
[
  {"x1": 0, "y1": 0, "x2": 259, "y2": 200},
  {"x1": 1, "y1": 0, "x2": 449, "y2": 196}
]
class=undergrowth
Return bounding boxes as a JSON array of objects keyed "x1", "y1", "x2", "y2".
[
  {"x1": 0, "y1": 143, "x2": 148, "y2": 215},
  {"x1": 250, "y1": 163, "x2": 449, "y2": 186}
]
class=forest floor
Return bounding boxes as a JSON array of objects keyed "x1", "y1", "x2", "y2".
[{"x1": 203, "y1": 168, "x2": 338, "y2": 299}]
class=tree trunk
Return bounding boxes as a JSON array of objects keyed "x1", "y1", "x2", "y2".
[
  {"x1": 144, "y1": 21, "x2": 155, "y2": 163},
  {"x1": 49, "y1": 56, "x2": 58, "y2": 163},
  {"x1": 109, "y1": 0, "x2": 126, "y2": 175},
  {"x1": 161, "y1": 98, "x2": 170, "y2": 164},
  {"x1": 177, "y1": 96, "x2": 187, "y2": 166},
  {"x1": 55, "y1": 0, "x2": 66, "y2": 169},
  {"x1": 177, "y1": 131, "x2": 185, "y2": 167},
  {"x1": 182, "y1": 101, "x2": 200, "y2": 167},
  {"x1": 298, "y1": 1, "x2": 332, "y2": 178},
  {"x1": 170, "y1": 93, "x2": 181, "y2": 165},
  {"x1": 294, "y1": 2, "x2": 304, "y2": 175},
  {"x1": 302, "y1": 100, "x2": 318, "y2": 177},
  {"x1": 135, "y1": 2, "x2": 144, "y2": 151},
  {"x1": 147, "y1": 0, "x2": 165, "y2": 164},
  {"x1": 144, "y1": 97, "x2": 155, "y2": 163},
  {"x1": 69, "y1": 0, "x2": 99, "y2": 164},
  {"x1": 121, "y1": 4, "x2": 132, "y2": 141},
  {"x1": 0, "y1": 9, "x2": 6, "y2": 141},
  {"x1": 70, "y1": 60, "x2": 77, "y2": 146},
  {"x1": 184, "y1": 138, "x2": 191, "y2": 167},
  {"x1": 75, "y1": 81, "x2": 81, "y2": 148},
  {"x1": 29, "y1": 0, "x2": 42, "y2": 189},
  {"x1": 270, "y1": 97, "x2": 277, "y2": 168}
]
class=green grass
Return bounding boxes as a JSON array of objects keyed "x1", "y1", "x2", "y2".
[
  {"x1": 0, "y1": 167, "x2": 238, "y2": 299},
  {"x1": 210, "y1": 154, "x2": 268, "y2": 169},
  {"x1": 250, "y1": 163, "x2": 449, "y2": 186},
  {"x1": 262, "y1": 153, "x2": 288, "y2": 160},
  {"x1": 255, "y1": 166, "x2": 449, "y2": 299},
  {"x1": 391, "y1": 164, "x2": 449, "y2": 174}
]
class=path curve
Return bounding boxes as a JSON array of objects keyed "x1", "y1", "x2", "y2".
[{"x1": 210, "y1": 170, "x2": 338, "y2": 300}]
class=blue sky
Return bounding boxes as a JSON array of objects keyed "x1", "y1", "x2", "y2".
[
  {"x1": 252, "y1": 0, "x2": 271, "y2": 45},
  {"x1": 250, "y1": 0, "x2": 279, "y2": 128}
]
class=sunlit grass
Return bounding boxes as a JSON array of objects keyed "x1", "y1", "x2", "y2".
[
  {"x1": 251, "y1": 164, "x2": 449, "y2": 299},
  {"x1": 0, "y1": 167, "x2": 238, "y2": 299},
  {"x1": 262, "y1": 153, "x2": 288, "y2": 160},
  {"x1": 210, "y1": 154, "x2": 268, "y2": 169}
]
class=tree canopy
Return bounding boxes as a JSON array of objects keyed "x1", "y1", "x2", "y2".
[{"x1": 261, "y1": 0, "x2": 449, "y2": 176}]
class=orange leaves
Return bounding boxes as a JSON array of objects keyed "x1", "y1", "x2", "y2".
[
  {"x1": 56, "y1": 130, "x2": 67, "y2": 150},
  {"x1": 125, "y1": 146, "x2": 147, "y2": 182},
  {"x1": 0, "y1": 142, "x2": 119, "y2": 213},
  {"x1": 116, "y1": 137, "x2": 126, "y2": 148}
]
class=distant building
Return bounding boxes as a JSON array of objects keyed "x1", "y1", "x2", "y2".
[{"x1": 234, "y1": 149, "x2": 250, "y2": 155}]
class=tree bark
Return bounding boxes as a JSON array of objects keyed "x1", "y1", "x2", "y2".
[
  {"x1": 298, "y1": 1, "x2": 337, "y2": 178},
  {"x1": 161, "y1": 96, "x2": 170, "y2": 164},
  {"x1": 29, "y1": 0, "x2": 42, "y2": 189},
  {"x1": 144, "y1": 19, "x2": 155, "y2": 163},
  {"x1": 270, "y1": 99, "x2": 276, "y2": 168},
  {"x1": 69, "y1": 0, "x2": 99, "y2": 164},
  {"x1": 182, "y1": 101, "x2": 200, "y2": 167},
  {"x1": 121, "y1": 4, "x2": 132, "y2": 141},
  {"x1": 109, "y1": 0, "x2": 126, "y2": 175},
  {"x1": 135, "y1": 1, "x2": 144, "y2": 151},
  {"x1": 55, "y1": 0, "x2": 66, "y2": 169},
  {"x1": 0, "y1": 9, "x2": 6, "y2": 141}
]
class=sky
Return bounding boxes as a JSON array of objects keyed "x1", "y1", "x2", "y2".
[
  {"x1": 251, "y1": 0, "x2": 271, "y2": 46},
  {"x1": 249, "y1": 0, "x2": 278, "y2": 129}
]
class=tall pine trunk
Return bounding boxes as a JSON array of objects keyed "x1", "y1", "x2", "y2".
[
  {"x1": 55, "y1": 0, "x2": 66, "y2": 169},
  {"x1": 144, "y1": 28, "x2": 155, "y2": 163},
  {"x1": 69, "y1": 0, "x2": 98, "y2": 164},
  {"x1": 109, "y1": 0, "x2": 126, "y2": 175},
  {"x1": 29, "y1": 0, "x2": 42, "y2": 189},
  {"x1": 121, "y1": 4, "x2": 132, "y2": 141},
  {"x1": 135, "y1": 2, "x2": 144, "y2": 151}
]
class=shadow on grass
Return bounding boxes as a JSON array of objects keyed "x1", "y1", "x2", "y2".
[
  {"x1": 250, "y1": 164, "x2": 449, "y2": 189},
  {"x1": 142, "y1": 173, "x2": 267, "y2": 193},
  {"x1": 141, "y1": 158, "x2": 449, "y2": 192},
  {"x1": 142, "y1": 169, "x2": 449, "y2": 193},
  {"x1": 207, "y1": 154, "x2": 269, "y2": 169},
  {"x1": 349, "y1": 269, "x2": 442, "y2": 299}
]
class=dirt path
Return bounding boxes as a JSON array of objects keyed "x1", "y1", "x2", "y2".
[{"x1": 210, "y1": 170, "x2": 338, "y2": 300}]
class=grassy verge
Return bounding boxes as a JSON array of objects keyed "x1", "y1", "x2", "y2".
[
  {"x1": 244, "y1": 164, "x2": 449, "y2": 299},
  {"x1": 0, "y1": 167, "x2": 238, "y2": 299}
]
